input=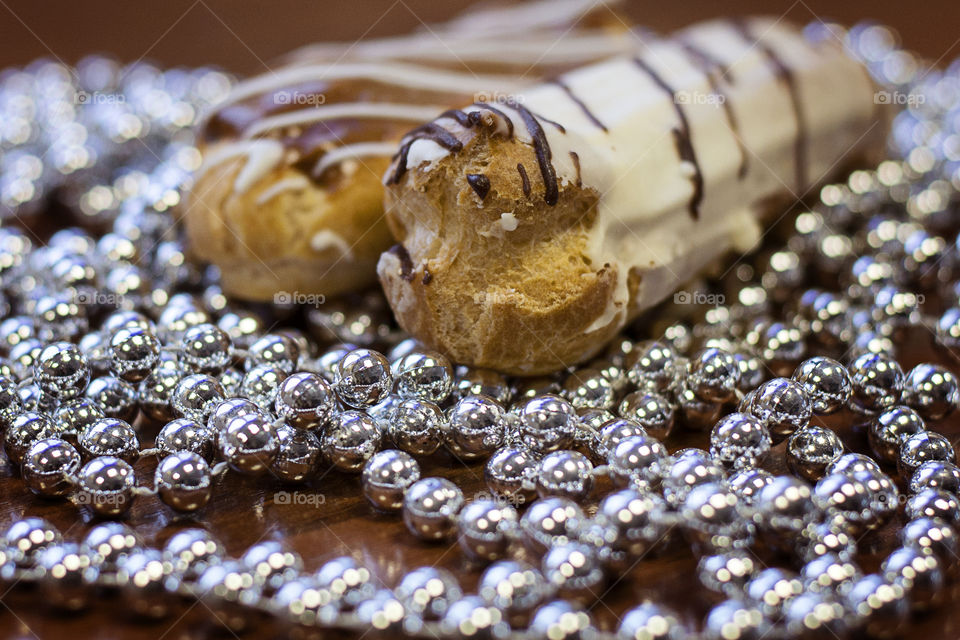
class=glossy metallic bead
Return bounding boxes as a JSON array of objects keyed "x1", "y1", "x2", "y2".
[
  {"x1": 607, "y1": 435, "x2": 669, "y2": 489},
  {"x1": 801, "y1": 552, "x2": 862, "y2": 594},
  {"x1": 172, "y1": 373, "x2": 224, "y2": 423},
  {"x1": 626, "y1": 340, "x2": 680, "y2": 393},
  {"x1": 727, "y1": 468, "x2": 773, "y2": 506},
  {"x1": 22, "y1": 437, "x2": 81, "y2": 496},
  {"x1": 848, "y1": 352, "x2": 904, "y2": 415},
  {"x1": 271, "y1": 424, "x2": 321, "y2": 483},
  {"x1": 219, "y1": 367, "x2": 244, "y2": 397},
  {"x1": 246, "y1": 333, "x2": 299, "y2": 374},
  {"x1": 84, "y1": 522, "x2": 142, "y2": 586},
  {"x1": 793, "y1": 356, "x2": 851, "y2": 415},
  {"x1": 37, "y1": 543, "x2": 92, "y2": 611},
  {"x1": 744, "y1": 567, "x2": 802, "y2": 619},
  {"x1": 898, "y1": 431, "x2": 956, "y2": 478},
  {"x1": 195, "y1": 560, "x2": 259, "y2": 631},
  {"x1": 109, "y1": 327, "x2": 160, "y2": 382},
  {"x1": 881, "y1": 546, "x2": 944, "y2": 611},
  {"x1": 207, "y1": 397, "x2": 261, "y2": 434},
  {"x1": 392, "y1": 350, "x2": 454, "y2": 403},
  {"x1": 900, "y1": 517, "x2": 958, "y2": 566},
  {"x1": 52, "y1": 398, "x2": 103, "y2": 443},
  {"x1": 362, "y1": 449, "x2": 420, "y2": 512},
  {"x1": 618, "y1": 391, "x2": 674, "y2": 440},
  {"x1": 138, "y1": 365, "x2": 183, "y2": 422},
  {"x1": 269, "y1": 576, "x2": 337, "y2": 626},
  {"x1": 403, "y1": 477, "x2": 464, "y2": 541},
  {"x1": 520, "y1": 497, "x2": 584, "y2": 554},
  {"x1": 689, "y1": 347, "x2": 740, "y2": 403},
  {"x1": 446, "y1": 394, "x2": 506, "y2": 460},
  {"x1": 163, "y1": 528, "x2": 226, "y2": 585},
  {"x1": 155, "y1": 451, "x2": 212, "y2": 512},
  {"x1": 322, "y1": 410, "x2": 381, "y2": 472},
  {"x1": 709, "y1": 412, "x2": 771, "y2": 471},
  {"x1": 782, "y1": 590, "x2": 848, "y2": 639},
  {"x1": 0, "y1": 375, "x2": 24, "y2": 429},
  {"x1": 458, "y1": 500, "x2": 519, "y2": 562},
  {"x1": 77, "y1": 455, "x2": 136, "y2": 516},
  {"x1": 681, "y1": 482, "x2": 753, "y2": 552},
  {"x1": 219, "y1": 412, "x2": 279, "y2": 474},
  {"x1": 315, "y1": 556, "x2": 374, "y2": 609},
  {"x1": 910, "y1": 460, "x2": 960, "y2": 496},
  {"x1": 593, "y1": 489, "x2": 668, "y2": 559},
  {"x1": 698, "y1": 550, "x2": 758, "y2": 597},
  {"x1": 156, "y1": 418, "x2": 215, "y2": 459},
  {"x1": 273, "y1": 372, "x2": 336, "y2": 431},
  {"x1": 798, "y1": 520, "x2": 856, "y2": 562},
  {"x1": 593, "y1": 418, "x2": 646, "y2": 461},
  {"x1": 786, "y1": 425, "x2": 844, "y2": 481},
  {"x1": 395, "y1": 566, "x2": 462, "y2": 621},
  {"x1": 746, "y1": 377, "x2": 811, "y2": 442},
  {"x1": 78, "y1": 417, "x2": 139, "y2": 462},
  {"x1": 812, "y1": 472, "x2": 878, "y2": 533},
  {"x1": 115, "y1": 548, "x2": 177, "y2": 619},
  {"x1": 562, "y1": 367, "x2": 616, "y2": 411},
  {"x1": 541, "y1": 542, "x2": 604, "y2": 602},
  {"x1": 702, "y1": 599, "x2": 770, "y2": 640},
  {"x1": 3, "y1": 517, "x2": 62, "y2": 577},
  {"x1": 617, "y1": 602, "x2": 685, "y2": 640},
  {"x1": 528, "y1": 600, "x2": 597, "y2": 640},
  {"x1": 335, "y1": 348, "x2": 392, "y2": 407},
  {"x1": 734, "y1": 352, "x2": 765, "y2": 393},
  {"x1": 34, "y1": 341, "x2": 89, "y2": 400},
  {"x1": 843, "y1": 573, "x2": 907, "y2": 638},
  {"x1": 902, "y1": 363, "x2": 959, "y2": 420},
  {"x1": 661, "y1": 452, "x2": 725, "y2": 508},
  {"x1": 439, "y1": 595, "x2": 511, "y2": 639},
  {"x1": 455, "y1": 366, "x2": 511, "y2": 405},
  {"x1": 388, "y1": 397, "x2": 444, "y2": 456},
  {"x1": 180, "y1": 323, "x2": 231, "y2": 373},
  {"x1": 519, "y1": 394, "x2": 578, "y2": 453},
  {"x1": 478, "y1": 560, "x2": 549, "y2": 615},
  {"x1": 355, "y1": 588, "x2": 406, "y2": 633},
  {"x1": 906, "y1": 488, "x2": 960, "y2": 524},
  {"x1": 869, "y1": 405, "x2": 925, "y2": 462},
  {"x1": 675, "y1": 381, "x2": 723, "y2": 431},
  {"x1": 240, "y1": 363, "x2": 286, "y2": 412},
  {"x1": 241, "y1": 540, "x2": 303, "y2": 594},
  {"x1": 536, "y1": 450, "x2": 594, "y2": 501},
  {"x1": 85, "y1": 374, "x2": 141, "y2": 422},
  {"x1": 753, "y1": 475, "x2": 818, "y2": 540},
  {"x1": 827, "y1": 452, "x2": 882, "y2": 476},
  {"x1": 485, "y1": 446, "x2": 537, "y2": 500},
  {"x1": 4, "y1": 411, "x2": 57, "y2": 465}
]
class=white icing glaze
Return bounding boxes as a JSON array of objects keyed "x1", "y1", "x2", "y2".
[
  {"x1": 242, "y1": 103, "x2": 450, "y2": 139},
  {"x1": 196, "y1": 139, "x2": 285, "y2": 195},
  {"x1": 311, "y1": 142, "x2": 400, "y2": 177},
  {"x1": 255, "y1": 176, "x2": 310, "y2": 204},
  {"x1": 310, "y1": 230, "x2": 354, "y2": 258}
]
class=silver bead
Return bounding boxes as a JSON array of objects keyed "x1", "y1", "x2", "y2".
[
  {"x1": 454, "y1": 366, "x2": 511, "y2": 404},
  {"x1": 798, "y1": 520, "x2": 857, "y2": 562},
  {"x1": 541, "y1": 542, "x2": 604, "y2": 602},
  {"x1": 218, "y1": 412, "x2": 279, "y2": 474},
  {"x1": 661, "y1": 452, "x2": 725, "y2": 508},
  {"x1": 898, "y1": 430, "x2": 955, "y2": 478},
  {"x1": 22, "y1": 437, "x2": 81, "y2": 496},
  {"x1": 116, "y1": 548, "x2": 177, "y2": 618},
  {"x1": 746, "y1": 377, "x2": 811, "y2": 442},
  {"x1": 617, "y1": 602, "x2": 685, "y2": 640},
  {"x1": 520, "y1": 497, "x2": 584, "y2": 554},
  {"x1": 271, "y1": 424, "x2": 321, "y2": 483},
  {"x1": 753, "y1": 476, "x2": 818, "y2": 542},
  {"x1": 241, "y1": 363, "x2": 287, "y2": 412},
  {"x1": 241, "y1": 540, "x2": 302, "y2": 595},
  {"x1": 208, "y1": 397, "x2": 261, "y2": 434},
  {"x1": 698, "y1": 551, "x2": 759, "y2": 597},
  {"x1": 84, "y1": 522, "x2": 142, "y2": 586},
  {"x1": 457, "y1": 500, "x2": 519, "y2": 562},
  {"x1": 709, "y1": 412, "x2": 771, "y2": 471},
  {"x1": 726, "y1": 468, "x2": 773, "y2": 506},
  {"x1": 627, "y1": 340, "x2": 680, "y2": 393},
  {"x1": 172, "y1": 373, "x2": 224, "y2": 423},
  {"x1": 905, "y1": 488, "x2": 960, "y2": 525},
  {"x1": 0, "y1": 374, "x2": 24, "y2": 429},
  {"x1": 813, "y1": 472, "x2": 881, "y2": 534},
  {"x1": 786, "y1": 425, "x2": 844, "y2": 481},
  {"x1": 848, "y1": 352, "x2": 904, "y2": 415},
  {"x1": 163, "y1": 528, "x2": 226, "y2": 585},
  {"x1": 3, "y1": 517, "x2": 62, "y2": 577},
  {"x1": 77, "y1": 455, "x2": 137, "y2": 516},
  {"x1": 689, "y1": 347, "x2": 740, "y2": 403},
  {"x1": 827, "y1": 452, "x2": 882, "y2": 476},
  {"x1": 782, "y1": 590, "x2": 848, "y2": 639},
  {"x1": 702, "y1": 599, "x2": 770, "y2": 640},
  {"x1": 519, "y1": 394, "x2": 577, "y2": 453},
  {"x1": 900, "y1": 517, "x2": 958, "y2": 566},
  {"x1": 219, "y1": 367, "x2": 244, "y2": 397},
  {"x1": 618, "y1": 391, "x2": 674, "y2": 440},
  {"x1": 246, "y1": 333, "x2": 299, "y2": 374},
  {"x1": 592, "y1": 418, "x2": 646, "y2": 461},
  {"x1": 793, "y1": 356, "x2": 851, "y2": 415},
  {"x1": 536, "y1": 450, "x2": 594, "y2": 501},
  {"x1": 681, "y1": 481, "x2": 753, "y2": 552},
  {"x1": 528, "y1": 600, "x2": 597, "y2": 640},
  {"x1": 362, "y1": 449, "x2": 420, "y2": 511},
  {"x1": 4, "y1": 411, "x2": 57, "y2": 465},
  {"x1": 52, "y1": 398, "x2": 103, "y2": 443},
  {"x1": 439, "y1": 595, "x2": 511, "y2": 639},
  {"x1": 902, "y1": 363, "x2": 958, "y2": 420},
  {"x1": 156, "y1": 418, "x2": 215, "y2": 459},
  {"x1": 801, "y1": 551, "x2": 862, "y2": 594},
  {"x1": 744, "y1": 568, "x2": 802, "y2": 619},
  {"x1": 869, "y1": 406, "x2": 925, "y2": 462},
  {"x1": 138, "y1": 365, "x2": 183, "y2": 422},
  {"x1": 195, "y1": 560, "x2": 259, "y2": 631},
  {"x1": 478, "y1": 560, "x2": 549, "y2": 615},
  {"x1": 910, "y1": 460, "x2": 960, "y2": 496},
  {"x1": 355, "y1": 588, "x2": 406, "y2": 633},
  {"x1": 606, "y1": 435, "x2": 668, "y2": 490},
  {"x1": 485, "y1": 446, "x2": 537, "y2": 500},
  {"x1": 335, "y1": 348, "x2": 392, "y2": 407},
  {"x1": 109, "y1": 327, "x2": 160, "y2": 382},
  {"x1": 389, "y1": 397, "x2": 444, "y2": 456},
  {"x1": 155, "y1": 451, "x2": 212, "y2": 512},
  {"x1": 403, "y1": 477, "x2": 464, "y2": 541},
  {"x1": 34, "y1": 341, "x2": 89, "y2": 400},
  {"x1": 78, "y1": 417, "x2": 139, "y2": 462},
  {"x1": 562, "y1": 368, "x2": 615, "y2": 410},
  {"x1": 315, "y1": 556, "x2": 374, "y2": 609},
  {"x1": 395, "y1": 566, "x2": 461, "y2": 621},
  {"x1": 392, "y1": 349, "x2": 453, "y2": 403},
  {"x1": 675, "y1": 381, "x2": 723, "y2": 431},
  {"x1": 881, "y1": 546, "x2": 944, "y2": 611},
  {"x1": 594, "y1": 488, "x2": 668, "y2": 559},
  {"x1": 273, "y1": 372, "x2": 336, "y2": 431},
  {"x1": 322, "y1": 410, "x2": 381, "y2": 472},
  {"x1": 37, "y1": 543, "x2": 92, "y2": 611},
  {"x1": 734, "y1": 352, "x2": 765, "y2": 393},
  {"x1": 446, "y1": 394, "x2": 506, "y2": 460},
  {"x1": 180, "y1": 323, "x2": 231, "y2": 373}
]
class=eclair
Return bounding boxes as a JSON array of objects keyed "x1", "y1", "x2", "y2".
[
  {"x1": 378, "y1": 17, "x2": 889, "y2": 375},
  {"x1": 183, "y1": 0, "x2": 637, "y2": 301}
]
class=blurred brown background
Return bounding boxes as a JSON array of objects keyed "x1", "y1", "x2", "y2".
[{"x1": 0, "y1": 0, "x2": 957, "y2": 74}]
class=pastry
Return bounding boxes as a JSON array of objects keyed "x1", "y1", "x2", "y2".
[
  {"x1": 378, "y1": 17, "x2": 889, "y2": 375},
  {"x1": 184, "y1": 0, "x2": 637, "y2": 301}
]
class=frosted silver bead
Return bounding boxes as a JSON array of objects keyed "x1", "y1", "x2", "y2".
[
  {"x1": 697, "y1": 550, "x2": 759, "y2": 597},
  {"x1": 849, "y1": 352, "x2": 904, "y2": 415},
  {"x1": 562, "y1": 367, "x2": 615, "y2": 411},
  {"x1": 3, "y1": 517, "x2": 62, "y2": 577},
  {"x1": 138, "y1": 366, "x2": 183, "y2": 422},
  {"x1": 902, "y1": 363, "x2": 958, "y2": 421},
  {"x1": 240, "y1": 363, "x2": 287, "y2": 412},
  {"x1": 77, "y1": 417, "x2": 139, "y2": 463},
  {"x1": 395, "y1": 566, "x2": 462, "y2": 621},
  {"x1": 388, "y1": 397, "x2": 444, "y2": 456},
  {"x1": 362, "y1": 449, "x2": 420, "y2": 512},
  {"x1": 798, "y1": 520, "x2": 857, "y2": 562},
  {"x1": 77, "y1": 455, "x2": 136, "y2": 516},
  {"x1": 4, "y1": 411, "x2": 57, "y2": 465},
  {"x1": 726, "y1": 468, "x2": 773, "y2": 506},
  {"x1": 85, "y1": 375, "x2": 138, "y2": 421},
  {"x1": 746, "y1": 377, "x2": 811, "y2": 442},
  {"x1": 36, "y1": 543, "x2": 92, "y2": 611},
  {"x1": 826, "y1": 452, "x2": 882, "y2": 476},
  {"x1": 83, "y1": 522, "x2": 142, "y2": 586},
  {"x1": 315, "y1": 556, "x2": 374, "y2": 609},
  {"x1": 478, "y1": 560, "x2": 549, "y2": 615},
  {"x1": 247, "y1": 333, "x2": 299, "y2": 374},
  {"x1": 617, "y1": 602, "x2": 685, "y2": 640},
  {"x1": 786, "y1": 425, "x2": 844, "y2": 481},
  {"x1": 793, "y1": 356, "x2": 851, "y2": 415},
  {"x1": 520, "y1": 497, "x2": 584, "y2": 554},
  {"x1": 782, "y1": 590, "x2": 848, "y2": 639},
  {"x1": 593, "y1": 488, "x2": 667, "y2": 559},
  {"x1": 402, "y1": 477, "x2": 464, "y2": 541},
  {"x1": 661, "y1": 452, "x2": 725, "y2": 508},
  {"x1": 529, "y1": 600, "x2": 597, "y2": 640},
  {"x1": 536, "y1": 450, "x2": 594, "y2": 501},
  {"x1": 439, "y1": 595, "x2": 511, "y2": 639},
  {"x1": 457, "y1": 499, "x2": 519, "y2": 562},
  {"x1": 680, "y1": 481, "x2": 753, "y2": 552},
  {"x1": 34, "y1": 341, "x2": 89, "y2": 400},
  {"x1": 322, "y1": 410, "x2": 381, "y2": 472},
  {"x1": 627, "y1": 340, "x2": 680, "y2": 393},
  {"x1": 109, "y1": 327, "x2": 160, "y2": 382},
  {"x1": 881, "y1": 546, "x2": 944, "y2": 611},
  {"x1": 241, "y1": 540, "x2": 302, "y2": 595},
  {"x1": 898, "y1": 431, "x2": 955, "y2": 478},
  {"x1": 180, "y1": 323, "x2": 231, "y2": 373},
  {"x1": 485, "y1": 446, "x2": 537, "y2": 500},
  {"x1": 709, "y1": 412, "x2": 771, "y2": 471},
  {"x1": 617, "y1": 391, "x2": 674, "y2": 440},
  {"x1": 22, "y1": 437, "x2": 81, "y2": 496},
  {"x1": 273, "y1": 372, "x2": 336, "y2": 431},
  {"x1": 172, "y1": 373, "x2": 224, "y2": 423},
  {"x1": 156, "y1": 418, "x2": 215, "y2": 459},
  {"x1": 335, "y1": 348, "x2": 392, "y2": 407},
  {"x1": 753, "y1": 476, "x2": 818, "y2": 540},
  {"x1": 801, "y1": 551, "x2": 862, "y2": 594},
  {"x1": 689, "y1": 347, "x2": 740, "y2": 403},
  {"x1": 271, "y1": 424, "x2": 321, "y2": 483},
  {"x1": 392, "y1": 349, "x2": 453, "y2": 403},
  {"x1": 869, "y1": 405, "x2": 925, "y2": 462},
  {"x1": 519, "y1": 394, "x2": 578, "y2": 453},
  {"x1": 607, "y1": 435, "x2": 669, "y2": 490},
  {"x1": 744, "y1": 568, "x2": 802, "y2": 619},
  {"x1": 910, "y1": 460, "x2": 960, "y2": 496},
  {"x1": 702, "y1": 599, "x2": 770, "y2": 640},
  {"x1": 905, "y1": 488, "x2": 960, "y2": 524},
  {"x1": 163, "y1": 528, "x2": 226, "y2": 585},
  {"x1": 218, "y1": 412, "x2": 279, "y2": 474},
  {"x1": 446, "y1": 394, "x2": 506, "y2": 460},
  {"x1": 155, "y1": 451, "x2": 212, "y2": 512}
]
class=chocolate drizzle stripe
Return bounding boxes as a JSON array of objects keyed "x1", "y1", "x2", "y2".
[
  {"x1": 517, "y1": 163, "x2": 531, "y2": 197},
  {"x1": 552, "y1": 79, "x2": 607, "y2": 132},
  {"x1": 529, "y1": 109, "x2": 566, "y2": 134},
  {"x1": 466, "y1": 173, "x2": 491, "y2": 200},
  {"x1": 731, "y1": 19, "x2": 807, "y2": 192},
  {"x1": 389, "y1": 122, "x2": 464, "y2": 183},
  {"x1": 470, "y1": 103, "x2": 515, "y2": 137},
  {"x1": 388, "y1": 244, "x2": 416, "y2": 282},
  {"x1": 507, "y1": 99, "x2": 559, "y2": 206},
  {"x1": 632, "y1": 56, "x2": 703, "y2": 219},
  {"x1": 569, "y1": 151, "x2": 582, "y2": 187},
  {"x1": 678, "y1": 40, "x2": 749, "y2": 179}
]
